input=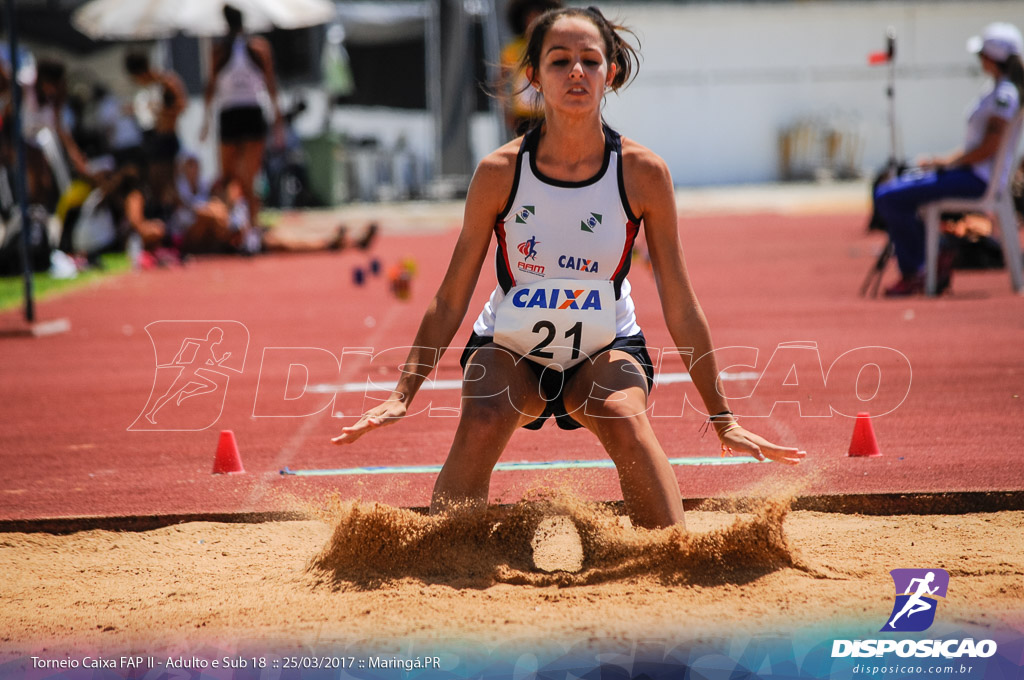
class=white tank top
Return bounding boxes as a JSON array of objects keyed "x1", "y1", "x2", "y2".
[
  {"x1": 215, "y1": 36, "x2": 267, "y2": 109},
  {"x1": 473, "y1": 126, "x2": 642, "y2": 338}
]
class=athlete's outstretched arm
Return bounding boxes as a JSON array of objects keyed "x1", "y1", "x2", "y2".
[
  {"x1": 332, "y1": 146, "x2": 517, "y2": 445},
  {"x1": 624, "y1": 140, "x2": 805, "y2": 465}
]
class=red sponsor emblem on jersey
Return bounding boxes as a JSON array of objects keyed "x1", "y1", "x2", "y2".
[
  {"x1": 518, "y1": 261, "x2": 546, "y2": 277},
  {"x1": 517, "y1": 236, "x2": 540, "y2": 260}
]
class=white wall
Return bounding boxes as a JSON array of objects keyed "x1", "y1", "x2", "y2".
[
  {"x1": 307, "y1": 1, "x2": 1024, "y2": 187},
  {"x1": 597, "y1": 1, "x2": 1024, "y2": 185}
]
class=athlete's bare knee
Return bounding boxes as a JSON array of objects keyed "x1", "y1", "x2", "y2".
[
  {"x1": 598, "y1": 413, "x2": 648, "y2": 445},
  {"x1": 585, "y1": 395, "x2": 647, "y2": 421}
]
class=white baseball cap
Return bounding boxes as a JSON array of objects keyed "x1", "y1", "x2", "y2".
[{"x1": 967, "y1": 22, "x2": 1024, "y2": 63}]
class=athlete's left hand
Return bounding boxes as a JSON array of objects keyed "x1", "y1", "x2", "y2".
[
  {"x1": 331, "y1": 399, "x2": 407, "y2": 446},
  {"x1": 719, "y1": 426, "x2": 806, "y2": 465}
]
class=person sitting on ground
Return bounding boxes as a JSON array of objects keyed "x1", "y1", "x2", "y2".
[
  {"x1": 115, "y1": 163, "x2": 168, "y2": 254},
  {"x1": 58, "y1": 154, "x2": 122, "y2": 262},
  {"x1": 112, "y1": 164, "x2": 341, "y2": 263},
  {"x1": 171, "y1": 154, "x2": 362, "y2": 256},
  {"x1": 874, "y1": 22, "x2": 1024, "y2": 296},
  {"x1": 165, "y1": 152, "x2": 236, "y2": 254}
]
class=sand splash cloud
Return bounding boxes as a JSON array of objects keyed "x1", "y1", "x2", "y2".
[{"x1": 309, "y1": 493, "x2": 798, "y2": 589}]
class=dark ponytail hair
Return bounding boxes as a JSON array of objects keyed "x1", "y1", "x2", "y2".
[
  {"x1": 223, "y1": 5, "x2": 244, "y2": 35},
  {"x1": 507, "y1": 0, "x2": 563, "y2": 37},
  {"x1": 520, "y1": 6, "x2": 640, "y2": 92},
  {"x1": 998, "y1": 54, "x2": 1024, "y2": 103}
]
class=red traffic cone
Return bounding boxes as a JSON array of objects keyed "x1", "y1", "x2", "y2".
[
  {"x1": 847, "y1": 412, "x2": 882, "y2": 457},
  {"x1": 212, "y1": 430, "x2": 245, "y2": 474}
]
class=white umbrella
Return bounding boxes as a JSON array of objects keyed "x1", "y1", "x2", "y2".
[{"x1": 71, "y1": 0, "x2": 337, "y2": 40}]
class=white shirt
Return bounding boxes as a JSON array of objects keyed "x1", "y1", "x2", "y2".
[{"x1": 965, "y1": 77, "x2": 1021, "y2": 187}]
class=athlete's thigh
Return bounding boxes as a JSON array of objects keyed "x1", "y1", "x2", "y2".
[
  {"x1": 219, "y1": 142, "x2": 241, "y2": 180},
  {"x1": 562, "y1": 349, "x2": 650, "y2": 430},
  {"x1": 237, "y1": 140, "x2": 267, "y2": 182},
  {"x1": 463, "y1": 343, "x2": 547, "y2": 426}
]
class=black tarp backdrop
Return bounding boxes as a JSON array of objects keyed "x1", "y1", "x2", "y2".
[
  {"x1": 0, "y1": 0, "x2": 109, "y2": 54},
  {"x1": 3, "y1": 0, "x2": 35, "y2": 322},
  {"x1": 332, "y1": 3, "x2": 489, "y2": 113}
]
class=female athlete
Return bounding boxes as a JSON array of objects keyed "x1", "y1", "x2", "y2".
[{"x1": 333, "y1": 7, "x2": 805, "y2": 529}]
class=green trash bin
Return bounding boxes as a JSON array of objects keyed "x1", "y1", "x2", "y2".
[{"x1": 301, "y1": 134, "x2": 350, "y2": 206}]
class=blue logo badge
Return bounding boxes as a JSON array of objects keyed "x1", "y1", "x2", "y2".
[
  {"x1": 511, "y1": 287, "x2": 602, "y2": 310},
  {"x1": 882, "y1": 569, "x2": 949, "y2": 632},
  {"x1": 517, "y1": 236, "x2": 540, "y2": 261},
  {"x1": 558, "y1": 255, "x2": 599, "y2": 273}
]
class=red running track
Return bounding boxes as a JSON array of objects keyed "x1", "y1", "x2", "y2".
[{"x1": 1, "y1": 209, "x2": 1022, "y2": 521}]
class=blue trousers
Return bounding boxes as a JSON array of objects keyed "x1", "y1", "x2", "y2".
[{"x1": 874, "y1": 168, "x2": 987, "y2": 276}]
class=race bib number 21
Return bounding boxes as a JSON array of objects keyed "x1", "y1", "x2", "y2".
[{"x1": 493, "y1": 279, "x2": 616, "y2": 369}]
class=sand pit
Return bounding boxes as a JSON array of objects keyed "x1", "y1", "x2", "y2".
[{"x1": 1, "y1": 498, "x2": 1021, "y2": 659}]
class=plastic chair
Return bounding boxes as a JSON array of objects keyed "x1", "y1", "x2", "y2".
[{"x1": 921, "y1": 109, "x2": 1024, "y2": 296}]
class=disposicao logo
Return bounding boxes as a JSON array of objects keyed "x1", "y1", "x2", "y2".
[
  {"x1": 831, "y1": 568, "x2": 997, "y2": 660},
  {"x1": 883, "y1": 568, "x2": 948, "y2": 632},
  {"x1": 130, "y1": 321, "x2": 249, "y2": 432}
]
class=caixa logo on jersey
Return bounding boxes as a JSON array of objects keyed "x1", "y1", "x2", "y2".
[
  {"x1": 558, "y1": 255, "x2": 599, "y2": 273},
  {"x1": 511, "y1": 285, "x2": 603, "y2": 311}
]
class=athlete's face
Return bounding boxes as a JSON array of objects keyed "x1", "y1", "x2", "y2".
[
  {"x1": 977, "y1": 52, "x2": 1000, "y2": 78},
  {"x1": 530, "y1": 17, "x2": 616, "y2": 115}
]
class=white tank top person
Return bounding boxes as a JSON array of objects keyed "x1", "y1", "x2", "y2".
[
  {"x1": 215, "y1": 36, "x2": 267, "y2": 110},
  {"x1": 473, "y1": 124, "x2": 643, "y2": 362}
]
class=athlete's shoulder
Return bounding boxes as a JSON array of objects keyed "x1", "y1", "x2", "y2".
[
  {"x1": 474, "y1": 138, "x2": 522, "y2": 183},
  {"x1": 620, "y1": 135, "x2": 672, "y2": 186},
  {"x1": 244, "y1": 36, "x2": 274, "y2": 66},
  {"x1": 993, "y1": 79, "x2": 1021, "y2": 113},
  {"x1": 468, "y1": 138, "x2": 523, "y2": 212},
  {"x1": 247, "y1": 35, "x2": 272, "y2": 51}
]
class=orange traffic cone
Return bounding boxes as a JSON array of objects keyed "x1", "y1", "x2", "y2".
[
  {"x1": 847, "y1": 412, "x2": 882, "y2": 457},
  {"x1": 212, "y1": 430, "x2": 245, "y2": 474}
]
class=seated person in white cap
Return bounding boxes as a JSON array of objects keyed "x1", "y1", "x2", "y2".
[{"x1": 874, "y1": 22, "x2": 1024, "y2": 296}]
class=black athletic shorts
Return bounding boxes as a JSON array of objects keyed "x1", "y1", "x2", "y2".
[
  {"x1": 459, "y1": 330, "x2": 655, "y2": 431},
  {"x1": 142, "y1": 130, "x2": 180, "y2": 163},
  {"x1": 219, "y1": 105, "x2": 268, "y2": 144}
]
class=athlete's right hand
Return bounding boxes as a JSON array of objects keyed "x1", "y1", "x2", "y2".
[{"x1": 331, "y1": 400, "x2": 407, "y2": 446}]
